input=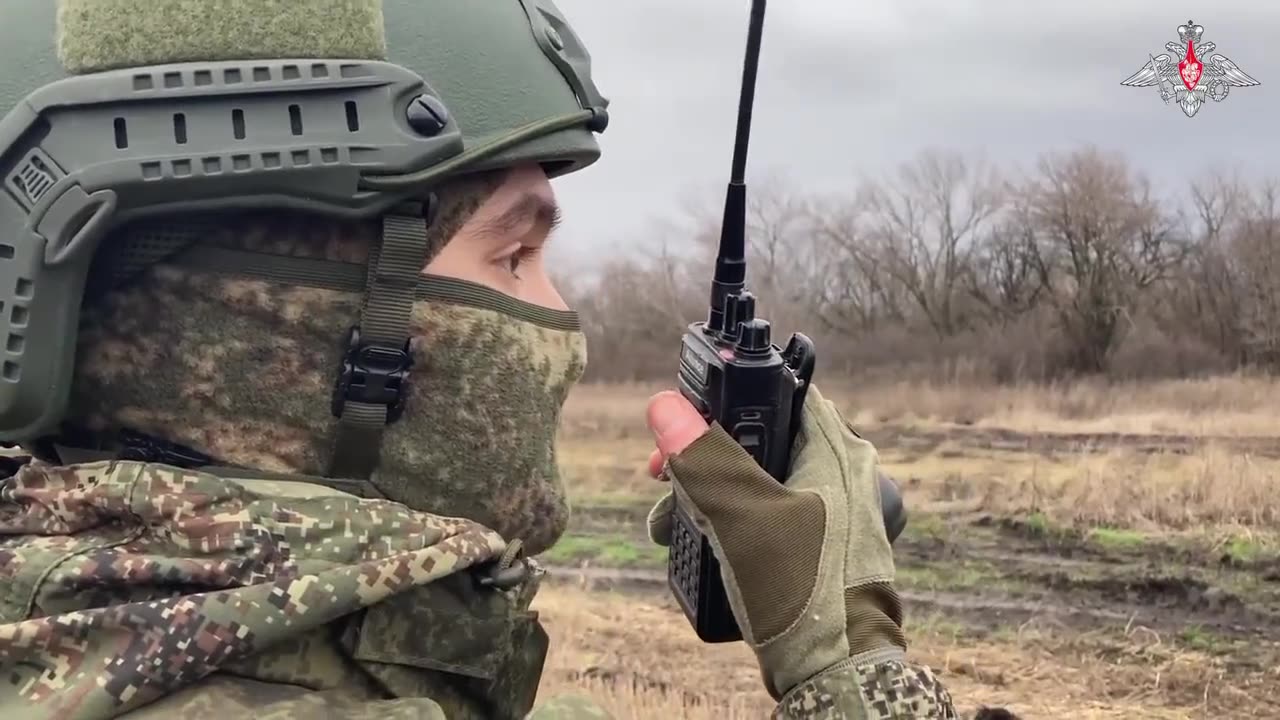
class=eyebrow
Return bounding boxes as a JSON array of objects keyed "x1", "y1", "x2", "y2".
[{"x1": 475, "y1": 191, "x2": 562, "y2": 240}]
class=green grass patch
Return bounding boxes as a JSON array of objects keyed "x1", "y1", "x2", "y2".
[
  {"x1": 1024, "y1": 512, "x2": 1052, "y2": 536},
  {"x1": 896, "y1": 559, "x2": 1021, "y2": 593},
  {"x1": 1222, "y1": 536, "x2": 1266, "y2": 564},
  {"x1": 902, "y1": 512, "x2": 948, "y2": 542},
  {"x1": 1178, "y1": 625, "x2": 1235, "y2": 655},
  {"x1": 1011, "y1": 511, "x2": 1075, "y2": 544},
  {"x1": 539, "y1": 532, "x2": 666, "y2": 570},
  {"x1": 1086, "y1": 527, "x2": 1147, "y2": 550},
  {"x1": 1179, "y1": 625, "x2": 1209, "y2": 650},
  {"x1": 570, "y1": 492, "x2": 664, "y2": 513}
]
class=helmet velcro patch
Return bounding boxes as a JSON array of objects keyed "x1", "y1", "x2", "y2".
[{"x1": 56, "y1": 0, "x2": 387, "y2": 74}]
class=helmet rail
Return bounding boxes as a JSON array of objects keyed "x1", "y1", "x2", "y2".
[{"x1": 0, "y1": 56, "x2": 598, "y2": 440}]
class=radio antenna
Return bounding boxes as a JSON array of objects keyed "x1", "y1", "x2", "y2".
[{"x1": 706, "y1": 0, "x2": 766, "y2": 334}]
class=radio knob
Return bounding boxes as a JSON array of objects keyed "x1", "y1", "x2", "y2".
[{"x1": 736, "y1": 318, "x2": 771, "y2": 354}]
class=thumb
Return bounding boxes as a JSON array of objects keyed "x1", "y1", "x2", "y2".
[{"x1": 646, "y1": 391, "x2": 709, "y2": 460}]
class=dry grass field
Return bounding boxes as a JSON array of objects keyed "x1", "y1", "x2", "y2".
[{"x1": 531, "y1": 376, "x2": 1280, "y2": 718}]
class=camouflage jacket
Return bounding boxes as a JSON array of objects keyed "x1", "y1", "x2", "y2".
[
  {"x1": 0, "y1": 459, "x2": 957, "y2": 720},
  {"x1": 0, "y1": 459, "x2": 554, "y2": 720},
  {"x1": 767, "y1": 658, "x2": 958, "y2": 719}
]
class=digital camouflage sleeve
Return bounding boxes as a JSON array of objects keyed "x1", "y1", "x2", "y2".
[
  {"x1": 0, "y1": 458, "x2": 551, "y2": 720},
  {"x1": 770, "y1": 658, "x2": 959, "y2": 719},
  {"x1": 0, "y1": 458, "x2": 956, "y2": 720}
]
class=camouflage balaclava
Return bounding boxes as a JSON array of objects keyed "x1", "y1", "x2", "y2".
[{"x1": 65, "y1": 173, "x2": 587, "y2": 555}]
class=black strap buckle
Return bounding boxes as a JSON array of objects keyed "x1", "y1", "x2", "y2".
[
  {"x1": 477, "y1": 559, "x2": 533, "y2": 590},
  {"x1": 331, "y1": 326, "x2": 414, "y2": 423}
]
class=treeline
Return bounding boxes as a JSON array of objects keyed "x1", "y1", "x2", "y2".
[{"x1": 557, "y1": 146, "x2": 1280, "y2": 383}]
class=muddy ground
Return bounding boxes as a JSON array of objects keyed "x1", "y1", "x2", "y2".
[
  {"x1": 541, "y1": 425, "x2": 1280, "y2": 717},
  {"x1": 543, "y1": 513, "x2": 1280, "y2": 716},
  {"x1": 862, "y1": 423, "x2": 1280, "y2": 460},
  {"x1": 551, "y1": 508, "x2": 1280, "y2": 643}
]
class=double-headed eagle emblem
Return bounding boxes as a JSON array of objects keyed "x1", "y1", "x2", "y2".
[{"x1": 1121, "y1": 20, "x2": 1259, "y2": 117}]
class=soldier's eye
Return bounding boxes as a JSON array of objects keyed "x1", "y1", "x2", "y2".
[{"x1": 502, "y1": 246, "x2": 540, "y2": 279}]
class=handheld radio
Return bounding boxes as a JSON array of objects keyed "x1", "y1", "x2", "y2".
[{"x1": 666, "y1": 0, "x2": 908, "y2": 643}]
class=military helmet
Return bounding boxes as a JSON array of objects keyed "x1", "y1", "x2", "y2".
[{"x1": 0, "y1": 0, "x2": 608, "y2": 444}]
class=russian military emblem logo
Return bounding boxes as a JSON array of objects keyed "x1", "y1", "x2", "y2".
[{"x1": 1121, "y1": 21, "x2": 1259, "y2": 118}]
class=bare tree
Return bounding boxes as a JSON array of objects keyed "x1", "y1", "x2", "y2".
[
  {"x1": 1019, "y1": 147, "x2": 1186, "y2": 374},
  {"x1": 678, "y1": 178, "x2": 825, "y2": 339},
  {"x1": 1152, "y1": 173, "x2": 1249, "y2": 364},
  {"x1": 563, "y1": 145, "x2": 1278, "y2": 383},
  {"x1": 807, "y1": 197, "x2": 909, "y2": 338},
  {"x1": 856, "y1": 150, "x2": 1004, "y2": 339},
  {"x1": 1232, "y1": 180, "x2": 1280, "y2": 367},
  {"x1": 966, "y1": 194, "x2": 1043, "y2": 324}
]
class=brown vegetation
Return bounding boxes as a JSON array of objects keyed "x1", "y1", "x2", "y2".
[
  {"x1": 535, "y1": 583, "x2": 1243, "y2": 720},
  {"x1": 538, "y1": 379, "x2": 1280, "y2": 718},
  {"x1": 541, "y1": 147, "x2": 1280, "y2": 717},
  {"x1": 558, "y1": 146, "x2": 1280, "y2": 384},
  {"x1": 559, "y1": 379, "x2": 1280, "y2": 535}
]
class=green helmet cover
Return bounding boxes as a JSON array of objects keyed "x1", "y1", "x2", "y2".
[{"x1": 0, "y1": 0, "x2": 609, "y2": 441}]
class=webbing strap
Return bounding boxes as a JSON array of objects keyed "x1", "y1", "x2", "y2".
[
  {"x1": 45, "y1": 433, "x2": 387, "y2": 499},
  {"x1": 198, "y1": 465, "x2": 388, "y2": 499},
  {"x1": 52, "y1": 444, "x2": 116, "y2": 466},
  {"x1": 327, "y1": 207, "x2": 432, "y2": 480},
  {"x1": 168, "y1": 246, "x2": 585, "y2": 332},
  {"x1": 176, "y1": 245, "x2": 368, "y2": 292},
  {"x1": 359, "y1": 212, "x2": 432, "y2": 345}
]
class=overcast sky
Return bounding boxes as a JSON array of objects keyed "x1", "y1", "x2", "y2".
[{"x1": 547, "y1": 0, "x2": 1279, "y2": 273}]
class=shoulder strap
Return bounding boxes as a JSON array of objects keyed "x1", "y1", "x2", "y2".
[
  {"x1": 197, "y1": 465, "x2": 388, "y2": 499},
  {"x1": 44, "y1": 430, "x2": 389, "y2": 498}
]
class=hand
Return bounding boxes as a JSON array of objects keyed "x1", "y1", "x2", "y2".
[{"x1": 643, "y1": 387, "x2": 906, "y2": 700}]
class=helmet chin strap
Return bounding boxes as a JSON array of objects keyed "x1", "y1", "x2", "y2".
[
  {"x1": 25, "y1": 196, "x2": 538, "y2": 591},
  {"x1": 327, "y1": 196, "x2": 438, "y2": 481},
  {"x1": 34, "y1": 196, "x2": 438, "y2": 484}
]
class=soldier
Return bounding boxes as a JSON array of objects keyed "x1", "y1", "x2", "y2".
[{"x1": 0, "y1": 1, "x2": 956, "y2": 718}]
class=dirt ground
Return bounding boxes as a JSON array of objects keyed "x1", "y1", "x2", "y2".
[{"x1": 532, "y1": 381, "x2": 1280, "y2": 719}]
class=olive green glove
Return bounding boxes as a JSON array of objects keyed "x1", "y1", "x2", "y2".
[{"x1": 647, "y1": 386, "x2": 906, "y2": 699}]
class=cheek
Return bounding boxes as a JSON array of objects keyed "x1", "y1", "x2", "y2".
[
  {"x1": 520, "y1": 262, "x2": 570, "y2": 311},
  {"x1": 422, "y1": 243, "x2": 475, "y2": 279}
]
